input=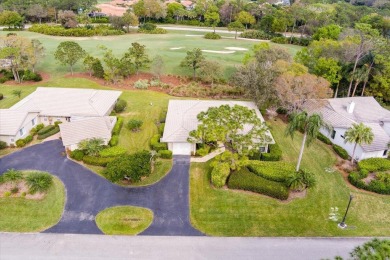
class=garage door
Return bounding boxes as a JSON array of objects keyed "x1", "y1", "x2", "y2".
[{"x1": 172, "y1": 143, "x2": 192, "y2": 155}]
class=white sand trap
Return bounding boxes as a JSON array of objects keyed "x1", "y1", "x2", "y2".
[
  {"x1": 202, "y1": 50, "x2": 236, "y2": 54},
  {"x1": 170, "y1": 47, "x2": 184, "y2": 50},
  {"x1": 185, "y1": 34, "x2": 203, "y2": 37},
  {"x1": 225, "y1": 47, "x2": 248, "y2": 51}
]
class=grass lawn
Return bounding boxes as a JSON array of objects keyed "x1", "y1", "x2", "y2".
[
  {"x1": 0, "y1": 175, "x2": 65, "y2": 232},
  {"x1": 0, "y1": 30, "x2": 301, "y2": 78},
  {"x1": 190, "y1": 118, "x2": 390, "y2": 236},
  {"x1": 96, "y1": 206, "x2": 153, "y2": 235},
  {"x1": 131, "y1": 159, "x2": 172, "y2": 186}
]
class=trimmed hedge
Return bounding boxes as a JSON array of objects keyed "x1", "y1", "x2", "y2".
[
  {"x1": 15, "y1": 135, "x2": 33, "y2": 147},
  {"x1": 99, "y1": 146, "x2": 127, "y2": 158},
  {"x1": 109, "y1": 135, "x2": 119, "y2": 146},
  {"x1": 261, "y1": 143, "x2": 282, "y2": 161},
  {"x1": 150, "y1": 134, "x2": 167, "y2": 151},
  {"x1": 28, "y1": 24, "x2": 124, "y2": 36},
  {"x1": 228, "y1": 167, "x2": 289, "y2": 200},
  {"x1": 158, "y1": 149, "x2": 172, "y2": 159},
  {"x1": 247, "y1": 161, "x2": 295, "y2": 183},
  {"x1": 82, "y1": 155, "x2": 115, "y2": 166},
  {"x1": 70, "y1": 149, "x2": 85, "y2": 161},
  {"x1": 0, "y1": 141, "x2": 6, "y2": 149},
  {"x1": 138, "y1": 28, "x2": 167, "y2": 34},
  {"x1": 358, "y1": 158, "x2": 390, "y2": 172},
  {"x1": 317, "y1": 132, "x2": 332, "y2": 145},
  {"x1": 196, "y1": 145, "x2": 211, "y2": 157},
  {"x1": 37, "y1": 127, "x2": 60, "y2": 140},
  {"x1": 348, "y1": 171, "x2": 390, "y2": 195},
  {"x1": 114, "y1": 99, "x2": 127, "y2": 113},
  {"x1": 158, "y1": 123, "x2": 165, "y2": 135},
  {"x1": 37, "y1": 125, "x2": 56, "y2": 135},
  {"x1": 30, "y1": 123, "x2": 44, "y2": 136},
  {"x1": 211, "y1": 163, "x2": 230, "y2": 188},
  {"x1": 112, "y1": 117, "x2": 123, "y2": 136},
  {"x1": 204, "y1": 32, "x2": 221, "y2": 39},
  {"x1": 240, "y1": 30, "x2": 278, "y2": 40},
  {"x1": 332, "y1": 144, "x2": 349, "y2": 160}
]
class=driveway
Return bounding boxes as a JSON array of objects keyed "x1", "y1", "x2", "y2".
[{"x1": 0, "y1": 140, "x2": 203, "y2": 236}]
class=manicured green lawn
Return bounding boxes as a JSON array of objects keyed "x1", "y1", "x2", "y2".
[
  {"x1": 190, "y1": 118, "x2": 390, "y2": 236},
  {"x1": 0, "y1": 30, "x2": 301, "y2": 78},
  {"x1": 0, "y1": 175, "x2": 65, "y2": 232},
  {"x1": 96, "y1": 206, "x2": 153, "y2": 235},
  {"x1": 131, "y1": 159, "x2": 172, "y2": 186}
]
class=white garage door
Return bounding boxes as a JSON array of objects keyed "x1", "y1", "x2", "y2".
[{"x1": 172, "y1": 142, "x2": 192, "y2": 155}]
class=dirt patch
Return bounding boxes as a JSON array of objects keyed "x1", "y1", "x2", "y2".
[
  {"x1": 362, "y1": 173, "x2": 376, "y2": 185},
  {"x1": 2, "y1": 72, "x2": 51, "y2": 86},
  {"x1": 0, "y1": 181, "x2": 45, "y2": 200},
  {"x1": 285, "y1": 189, "x2": 307, "y2": 202}
]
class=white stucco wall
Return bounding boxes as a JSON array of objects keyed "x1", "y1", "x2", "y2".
[
  {"x1": 39, "y1": 116, "x2": 69, "y2": 125},
  {"x1": 67, "y1": 138, "x2": 110, "y2": 151},
  {"x1": 383, "y1": 122, "x2": 390, "y2": 136},
  {"x1": 0, "y1": 114, "x2": 40, "y2": 145}
]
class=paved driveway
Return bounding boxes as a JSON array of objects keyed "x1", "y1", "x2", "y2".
[{"x1": 0, "y1": 140, "x2": 203, "y2": 236}]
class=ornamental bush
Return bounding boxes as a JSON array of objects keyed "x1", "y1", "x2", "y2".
[
  {"x1": 271, "y1": 36, "x2": 288, "y2": 44},
  {"x1": 138, "y1": 28, "x2": 167, "y2": 34},
  {"x1": 37, "y1": 127, "x2": 60, "y2": 140},
  {"x1": 99, "y1": 146, "x2": 127, "y2": 158},
  {"x1": 196, "y1": 145, "x2": 211, "y2": 157},
  {"x1": 16, "y1": 139, "x2": 26, "y2": 147},
  {"x1": 104, "y1": 151, "x2": 152, "y2": 182},
  {"x1": 150, "y1": 134, "x2": 167, "y2": 151},
  {"x1": 158, "y1": 123, "x2": 165, "y2": 135},
  {"x1": 30, "y1": 123, "x2": 44, "y2": 136},
  {"x1": 211, "y1": 162, "x2": 230, "y2": 188},
  {"x1": 228, "y1": 167, "x2": 289, "y2": 200},
  {"x1": 112, "y1": 117, "x2": 123, "y2": 135},
  {"x1": 247, "y1": 161, "x2": 295, "y2": 183},
  {"x1": 2, "y1": 169, "x2": 23, "y2": 183},
  {"x1": 332, "y1": 144, "x2": 349, "y2": 160},
  {"x1": 348, "y1": 171, "x2": 390, "y2": 195},
  {"x1": 204, "y1": 32, "x2": 221, "y2": 39},
  {"x1": 109, "y1": 135, "x2": 119, "y2": 146},
  {"x1": 240, "y1": 30, "x2": 276, "y2": 40},
  {"x1": 114, "y1": 99, "x2": 127, "y2": 113},
  {"x1": 82, "y1": 155, "x2": 115, "y2": 166},
  {"x1": 261, "y1": 143, "x2": 282, "y2": 161},
  {"x1": 24, "y1": 135, "x2": 33, "y2": 144},
  {"x1": 358, "y1": 158, "x2": 390, "y2": 172},
  {"x1": 0, "y1": 141, "x2": 7, "y2": 149},
  {"x1": 317, "y1": 132, "x2": 332, "y2": 145},
  {"x1": 158, "y1": 149, "x2": 172, "y2": 159},
  {"x1": 26, "y1": 171, "x2": 53, "y2": 194},
  {"x1": 37, "y1": 125, "x2": 56, "y2": 135},
  {"x1": 70, "y1": 149, "x2": 85, "y2": 161},
  {"x1": 139, "y1": 23, "x2": 156, "y2": 30},
  {"x1": 134, "y1": 79, "x2": 149, "y2": 89},
  {"x1": 127, "y1": 119, "x2": 143, "y2": 132}
]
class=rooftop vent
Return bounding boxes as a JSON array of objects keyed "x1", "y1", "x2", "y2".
[{"x1": 347, "y1": 101, "x2": 355, "y2": 114}]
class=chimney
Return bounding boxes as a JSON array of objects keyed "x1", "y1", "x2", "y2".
[{"x1": 347, "y1": 101, "x2": 355, "y2": 113}]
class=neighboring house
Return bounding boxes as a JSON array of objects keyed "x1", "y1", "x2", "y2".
[
  {"x1": 60, "y1": 116, "x2": 117, "y2": 151},
  {"x1": 161, "y1": 100, "x2": 274, "y2": 155},
  {"x1": 0, "y1": 87, "x2": 122, "y2": 147},
  {"x1": 0, "y1": 110, "x2": 40, "y2": 145},
  {"x1": 305, "y1": 96, "x2": 390, "y2": 161},
  {"x1": 181, "y1": 0, "x2": 195, "y2": 10}
]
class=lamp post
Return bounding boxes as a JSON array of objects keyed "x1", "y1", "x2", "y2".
[{"x1": 338, "y1": 194, "x2": 354, "y2": 229}]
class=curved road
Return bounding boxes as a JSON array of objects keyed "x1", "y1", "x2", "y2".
[{"x1": 0, "y1": 140, "x2": 203, "y2": 236}]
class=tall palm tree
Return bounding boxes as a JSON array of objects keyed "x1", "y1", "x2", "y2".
[
  {"x1": 344, "y1": 123, "x2": 374, "y2": 163},
  {"x1": 286, "y1": 111, "x2": 327, "y2": 172}
]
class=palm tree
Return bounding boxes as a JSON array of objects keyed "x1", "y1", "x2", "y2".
[
  {"x1": 286, "y1": 111, "x2": 327, "y2": 172},
  {"x1": 344, "y1": 123, "x2": 374, "y2": 163}
]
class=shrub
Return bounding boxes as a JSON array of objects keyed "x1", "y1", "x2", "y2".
[
  {"x1": 271, "y1": 36, "x2": 288, "y2": 44},
  {"x1": 104, "y1": 151, "x2": 152, "y2": 182},
  {"x1": 83, "y1": 155, "x2": 115, "y2": 166},
  {"x1": 211, "y1": 163, "x2": 230, "y2": 188},
  {"x1": 78, "y1": 138, "x2": 105, "y2": 156},
  {"x1": 358, "y1": 158, "x2": 390, "y2": 172},
  {"x1": 4, "y1": 191, "x2": 11, "y2": 197},
  {"x1": 240, "y1": 30, "x2": 276, "y2": 40},
  {"x1": 150, "y1": 80, "x2": 161, "y2": 87},
  {"x1": 16, "y1": 139, "x2": 26, "y2": 148},
  {"x1": 138, "y1": 28, "x2": 167, "y2": 34},
  {"x1": 0, "y1": 141, "x2": 7, "y2": 149},
  {"x1": 112, "y1": 117, "x2": 123, "y2": 135},
  {"x1": 204, "y1": 32, "x2": 221, "y2": 39},
  {"x1": 158, "y1": 149, "x2": 172, "y2": 159},
  {"x1": 228, "y1": 167, "x2": 289, "y2": 200},
  {"x1": 247, "y1": 161, "x2": 295, "y2": 183},
  {"x1": 28, "y1": 24, "x2": 124, "y2": 37},
  {"x1": 37, "y1": 125, "x2": 56, "y2": 135},
  {"x1": 109, "y1": 135, "x2": 119, "y2": 146},
  {"x1": 348, "y1": 171, "x2": 390, "y2": 195},
  {"x1": 54, "y1": 121, "x2": 62, "y2": 127},
  {"x1": 10, "y1": 186, "x2": 19, "y2": 194},
  {"x1": 37, "y1": 127, "x2": 60, "y2": 140},
  {"x1": 134, "y1": 79, "x2": 149, "y2": 89},
  {"x1": 24, "y1": 135, "x2": 33, "y2": 144},
  {"x1": 317, "y1": 132, "x2": 332, "y2": 145},
  {"x1": 26, "y1": 171, "x2": 53, "y2": 194},
  {"x1": 30, "y1": 123, "x2": 44, "y2": 136},
  {"x1": 150, "y1": 134, "x2": 167, "y2": 151},
  {"x1": 332, "y1": 144, "x2": 349, "y2": 160},
  {"x1": 139, "y1": 23, "x2": 156, "y2": 30},
  {"x1": 3, "y1": 169, "x2": 23, "y2": 183},
  {"x1": 196, "y1": 145, "x2": 211, "y2": 157},
  {"x1": 0, "y1": 93, "x2": 3, "y2": 100},
  {"x1": 70, "y1": 149, "x2": 85, "y2": 161},
  {"x1": 114, "y1": 99, "x2": 127, "y2": 113},
  {"x1": 290, "y1": 36, "x2": 312, "y2": 46},
  {"x1": 92, "y1": 59, "x2": 105, "y2": 78},
  {"x1": 99, "y1": 146, "x2": 127, "y2": 157},
  {"x1": 20, "y1": 70, "x2": 42, "y2": 82},
  {"x1": 261, "y1": 143, "x2": 282, "y2": 161},
  {"x1": 276, "y1": 107, "x2": 287, "y2": 114},
  {"x1": 158, "y1": 123, "x2": 165, "y2": 135},
  {"x1": 127, "y1": 119, "x2": 143, "y2": 131}
]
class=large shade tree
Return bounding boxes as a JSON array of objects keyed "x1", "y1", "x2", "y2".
[
  {"x1": 286, "y1": 111, "x2": 328, "y2": 172},
  {"x1": 344, "y1": 123, "x2": 374, "y2": 163},
  {"x1": 54, "y1": 41, "x2": 86, "y2": 75}
]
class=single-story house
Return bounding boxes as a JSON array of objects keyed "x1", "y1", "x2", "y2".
[
  {"x1": 0, "y1": 87, "x2": 122, "y2": 147},
  {"x1": 161, "y1": 100, "x2": 274, "y2": 155},
  {"x1": 181, "y1": 0, "x2": 195, "y2": 10},
  {"x1": 304, "y1": 96, "x2": 390, "y2": 161},
  {"x1": 59, "y1": 116, "x2": 117, "y2": 151}
]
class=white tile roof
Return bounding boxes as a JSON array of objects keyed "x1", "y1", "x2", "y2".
[
  {"x1": 10, "y1": 87, "x2": 122, "y2": 117},
  {"x1": 161, "y1": 100, "x2": 274, "y2": 143},
  {"x1": 0, "y1": 110, "x2": 38, "y2": 136},
  {"x1": 59, "y1": 116, "x2": 115, "y2": 146},
  {"x1": 304, "y1": 97, "x2": 390, "y2": 152}
]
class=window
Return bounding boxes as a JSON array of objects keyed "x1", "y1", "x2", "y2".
[
  {"x1": 384, "y1": 150, "x2": 388, "y2": 156},
  {"x1": 341, "y1": 135, "x2": 345, "y2": 139},
  {"x1": 331, "y1": 130, "x2": 336, "y2": 139},
  {"x1": 11, "y1": 138, "x2": 14, "y2": 142},
  {"x1": 44, "y1": 117, "x2": 48, "y2": 121},
  {"x1": 19, "y1": 127, "x2": 25, "y2": 137},
  {"x1": 32, "y1": 118, "x2": 36, "y2": 126},
  {"x1": 259, "y1": 147, "x2": 266, "y2": 153}
]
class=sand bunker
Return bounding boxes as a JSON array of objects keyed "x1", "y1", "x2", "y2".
[
  {"x1": 185, "y1": 34, "x2": 203, "y2": 37},
  {"x1": 170, "y1": 47, "x2": 184, "y2": 50},
  {"x1": 202, "y1": 50, "x2": 236, "y2": 54},
  {"x1": 225, "y1": 47, "x2": 248, "y2": 51}
]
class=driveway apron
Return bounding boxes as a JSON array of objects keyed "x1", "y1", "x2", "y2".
[{"x1": 0, "y1": 140, "x2": 203, "y2": 236}]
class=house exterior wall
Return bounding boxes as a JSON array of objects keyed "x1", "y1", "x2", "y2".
[
  {"x1": 67, "y1": 137, "x2": 110, "y2": 151},
  {"x1": 39, "y1": 115, "x2": 69, "y2": 125},
  {"x1": 320, "y1": 127, "x2": 387, "y2": 161},
  {"x1": 383, "y1": 122, "x2": 390, "y2": 136},
  {"x1": 0, "y1": 114, "x2": 39, "y2": 145}
]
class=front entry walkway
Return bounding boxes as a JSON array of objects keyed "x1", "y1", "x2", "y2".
[{"x1": 0, "y1": 140, "x2": 203, "y2": 236}]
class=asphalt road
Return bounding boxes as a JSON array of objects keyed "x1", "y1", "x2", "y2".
[
  {"x1": 0, "y1": 233, "x2": 373, "y2": 260},
  {"x1": 0, "y1": 140, "x2": 202, "y2": 236}
]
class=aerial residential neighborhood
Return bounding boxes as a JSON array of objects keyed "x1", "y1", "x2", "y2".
[{"x1": 0, "y1": 0, "x2": 389, "y2": 258}]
